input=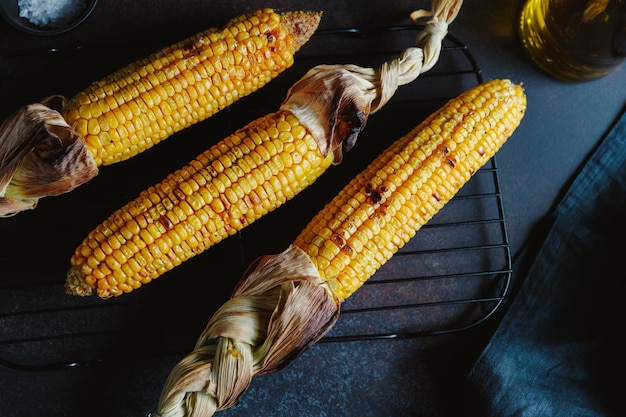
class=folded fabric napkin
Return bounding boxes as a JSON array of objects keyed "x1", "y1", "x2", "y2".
[{"x1": 465, "y1": 107, "x2": 626, "y2": 417}]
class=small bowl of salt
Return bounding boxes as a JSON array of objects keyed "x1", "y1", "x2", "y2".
[{"x1": 0, "y1": 0, "x2": 98, "y2": 35}]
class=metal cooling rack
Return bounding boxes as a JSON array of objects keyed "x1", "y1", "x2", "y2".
[{"x1": 0, "y1": 25, "x2": 511, "y2": 373}]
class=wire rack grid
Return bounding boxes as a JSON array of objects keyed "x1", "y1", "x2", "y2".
[{"x1": 0, "y1": 24, "x2": 511, "y2": 376}]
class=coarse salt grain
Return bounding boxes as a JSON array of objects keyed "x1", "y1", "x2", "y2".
[{"x1": 18, "y1": 0, "x2": 87, "y2": 28}]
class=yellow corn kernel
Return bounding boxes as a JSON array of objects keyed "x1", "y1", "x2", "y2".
[
  {"x1": 293, "y1": 79, "x2": 527, "y2": 301},
  {"x1": 61, "y1": 9, "x2": 321, "y2": 166}
]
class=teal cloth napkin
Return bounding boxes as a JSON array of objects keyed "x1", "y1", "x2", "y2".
[{"x1": 466, "y1": 107, "x2": 626, "y2": 417}]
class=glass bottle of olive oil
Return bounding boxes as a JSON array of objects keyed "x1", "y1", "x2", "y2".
[{"x1": 519, "y1": 0, "x2": 626, "y2": 81}]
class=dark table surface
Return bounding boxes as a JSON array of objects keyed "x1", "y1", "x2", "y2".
[{"x1": 1, "y1": 1, "x2": 625, "y2": 417}]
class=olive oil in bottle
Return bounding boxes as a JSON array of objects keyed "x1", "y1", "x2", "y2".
[{"x1": 519, "y1": 0, "x2": 626, "y2": 81}]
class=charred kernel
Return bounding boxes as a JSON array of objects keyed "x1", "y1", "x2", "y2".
[
  {"x1": 331, "y1": 234, "x2": 346, "y2": 248},
  {"x1": 159, "y1": 215, "x2": 174, "y2": 230},
  {"x1": 368, "y1": 190, "x2": 384, "y2": 204}
]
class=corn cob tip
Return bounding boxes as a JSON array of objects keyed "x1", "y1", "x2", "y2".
[
  {"x1": 65, "y1": 266, "x2": 95, "y2": 297},
  {"x1": 280, "y1": 11, "x2": 323, "y2": 52}
]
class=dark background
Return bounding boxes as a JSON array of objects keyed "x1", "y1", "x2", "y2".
[{"x1": 1, "y1": 1, "x2": 625, "y2": 416}]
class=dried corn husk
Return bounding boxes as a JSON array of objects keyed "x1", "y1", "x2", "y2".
[
  {"x1": 0, "y1": 96, "x2": 97, "y2": 217},
  {"x1": 283, "y1": 0, "x2": 464, "y2": 164},
  {"x1": 157, "y1": 246, "x2": 339, "y2": 417}
]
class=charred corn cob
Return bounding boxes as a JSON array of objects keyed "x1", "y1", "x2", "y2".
[
  {"x1": 62, "y1": 9, "x2": 321, "y2": 166},
  {"x1": 67, "y1": 110, "x2": 335, "y2": 298},
  {"x1": 154, "y1": 78, "x2": 526, "y2": 417},
  {"x1": 293, "y1": 78, "x2": 527, "y2": 300}
]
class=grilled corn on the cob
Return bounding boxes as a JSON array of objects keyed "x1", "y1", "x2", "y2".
[
  {"x1": 67, "y1": 109, "x2": 335, "y2": 298},
  {"x1": 294, "y1": 78, "x2": 527, "y2": 299},
  {"x1": 62, "y1": 9, "x2": 321, "y2": 166},
  {"x1": 155, "y1": 79, "x2": 527, "y2": 417}
]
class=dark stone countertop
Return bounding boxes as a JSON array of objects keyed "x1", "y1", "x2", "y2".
[{"x1": 1, "y1": 1, "x2": 624, "y2": 416}]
